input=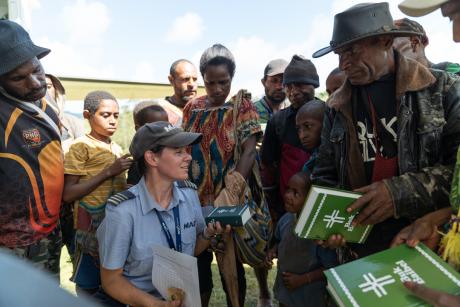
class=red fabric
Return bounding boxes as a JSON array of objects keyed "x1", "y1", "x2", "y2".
[
  {"x1": 280, "y1": 143, "x2": 310, "y2": 196},
  {"x1": 366, "y1": 94, "x2": 398, "y2": 183},
  {"x1": 372, "y1": 152, "x2": 398, "y2": 183}
]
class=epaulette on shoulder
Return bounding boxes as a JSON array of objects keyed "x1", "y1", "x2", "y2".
[
  {"x1": 176, "y1": 180, "x2": 197, "y2": 190},
  {"x1": 106, "y1": 190, "x2": 136, "y2": 207}
]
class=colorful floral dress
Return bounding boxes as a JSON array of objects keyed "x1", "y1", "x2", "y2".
[{"x1": 182, "y1": 95, "x2": 261, "y2": 205}]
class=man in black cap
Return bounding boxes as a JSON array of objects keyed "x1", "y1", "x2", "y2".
[
  {"x1": 0, "y1": 20, "x2": 64, "y2": 276},
  {"x1": 393, "y1": 18, "x2": 460, "y2": 74},
  {"x1": 260, "y1": 55, "x2": 320, "y2": 224},
  {"x1": 254, "y1": 59, "x2": 289, "y2": 126},
  {"x1": 311, "y1": 2, "x2": 460, "y2": 257}
]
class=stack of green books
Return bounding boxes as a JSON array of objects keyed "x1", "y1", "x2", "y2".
[
  {"x1": 325, "y1": 243, "x2": 460, "y2": 306},
  {"x1": 294, "y1": 185, "x2": 371, "y2": 243}
]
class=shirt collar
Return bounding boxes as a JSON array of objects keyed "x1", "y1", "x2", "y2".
[{"x1": 138, "y1": 177, "x2": 183, "y2": 215}]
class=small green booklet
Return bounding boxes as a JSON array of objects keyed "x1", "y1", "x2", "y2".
[
  {"x1": 205, "y1": 205, "x2": 252, "y2": 227},
  {"x1": 325, "y1": 243, "x2": 460, "y2": 307},
  {"x1": 294, "y1": 185, "x2": 371, "y2": 243}
]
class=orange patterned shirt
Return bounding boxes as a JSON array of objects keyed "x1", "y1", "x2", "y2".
[{"x1": 0, "y1": 95, "x2": 64, "y2": 248}]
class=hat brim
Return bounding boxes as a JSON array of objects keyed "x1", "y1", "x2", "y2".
[
  {"x1": 312, "y1": 30, "x2": 422, "y2": 58},
  {"x1": 283, "y1": 77, "x2": 319, "y2": 88},
  {"x1": 398, "y1": 0, "x2": 448, "y2": 17},
  {"x1": 158, "y1": 131, "x2": 202, "y2": 148},
  {"x1": 266, "y1": 70, "x2": 285, "y2": 77},
  {"x1": 0, "y1": 44, "x2": 50, "y2": 75}
]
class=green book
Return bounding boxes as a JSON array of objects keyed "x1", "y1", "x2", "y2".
[
  {"x1": 325, "y1": 243, "x2": 460, "y2": 307},
  {"x1": 205, "y1": 205, "x2": 252, "y2": 227},
  {"x1": 294, "y1": 185, "x2": 372, "y2": 243}
]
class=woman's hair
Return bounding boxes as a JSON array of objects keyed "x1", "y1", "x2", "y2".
[
  {"x1": 137, "y1": 145, "x2": 165, "y2": 176},
  {"x1": 199, "y1": 44, "x2": 236, "y2": 78}
]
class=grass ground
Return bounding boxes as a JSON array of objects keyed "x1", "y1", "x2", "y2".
[{"x1": 59, "y1": 247, "x2": 278, "y2": 306}]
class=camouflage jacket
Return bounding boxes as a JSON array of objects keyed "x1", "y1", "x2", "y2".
[{"x1": 312, "y1": 52, "x2": 460, "y2": 220}]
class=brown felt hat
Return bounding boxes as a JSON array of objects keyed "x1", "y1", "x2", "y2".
[{"x1": 313, "y1": 2, "x2": 422, "y2": 58}]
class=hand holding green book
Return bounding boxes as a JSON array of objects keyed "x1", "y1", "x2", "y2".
[{"x1": 294, "y1": 186, "x2": 372, "y2": 244}]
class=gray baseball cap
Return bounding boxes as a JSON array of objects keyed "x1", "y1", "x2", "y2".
[
  {"x1": 129, "y1": 121, "x2": 202, "y2": 160},
  {"x1": 263, "y1": 59, "x2": 288, "y2": 77}
]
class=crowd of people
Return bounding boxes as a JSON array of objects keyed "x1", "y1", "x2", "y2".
[{"x1": 2, "y1": 0, "x2": 460, "y2": 306}]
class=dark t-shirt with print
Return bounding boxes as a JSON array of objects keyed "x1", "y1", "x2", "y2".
[
  {"x1": 355, "y1": 73, "x2": 398, "y2": 183},
  {"x1": 352, "y1": 74, "x2": 409, "y2": 258},
  {"x1": 0, "y1": 96, "x2": 64, "y2": 248}
]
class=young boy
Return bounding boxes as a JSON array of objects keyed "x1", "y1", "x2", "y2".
[
  {"x1": 132, "y1": 100, "x2": 169, "y2": 131},
  {"x1": 267, "y1": 172, "x2": 337, "y2": 307},
  {"x1": 295, "y1": 100, "x2": 325, "y2": 173},
  {"x1": 127, "y1": 101, "x2": 169, "y2": 185},
  {"x1": 63, "y1": 90, "x2": 132, "y2": 295}
]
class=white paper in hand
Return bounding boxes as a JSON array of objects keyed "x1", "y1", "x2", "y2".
[{"x1": 151, "y1": 245, "x2": 201, "y2": 307}]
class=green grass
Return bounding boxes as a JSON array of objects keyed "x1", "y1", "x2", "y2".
[{"x1": 59, "y1": 247, "x2": 278, "y2": 306}]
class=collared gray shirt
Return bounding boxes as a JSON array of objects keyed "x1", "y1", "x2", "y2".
[{"x1": 97, "y1": 177, "x2": 205, "y2": 297}]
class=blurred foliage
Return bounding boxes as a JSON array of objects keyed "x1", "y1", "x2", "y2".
[
  {"x1": 112, "y1": 105, "x2": 136, "y2": 153},
  {"x1": 317, "y1": 90, "x2": 329, "y2": 102}
]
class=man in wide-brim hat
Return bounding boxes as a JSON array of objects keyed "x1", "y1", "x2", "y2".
[{"x1": 310, "y1": 2, "x2": 460, "y2": 258}]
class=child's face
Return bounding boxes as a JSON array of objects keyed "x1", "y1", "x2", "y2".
[
  {"x1": 296, "y1": 113, "x2": 322, "y2": 151},
  {"x1": 284, "y1": 174, "x2": 308, "y2": 214},
  {"x1": 88, "y1": 99, "x2": 119, "y2": 138}
]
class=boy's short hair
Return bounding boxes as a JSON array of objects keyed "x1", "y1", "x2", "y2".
[
  {"x1": 84, "y1": 90, "x2": 117, "y2": 114},
  {"x1": 328, "y1": 67, "x2": 342, "y2": 78},
  {"x1": 292, "y1": 170, "x2": 312, "y2": 192},
  {"x1": 297, "y1": 99, "x2": 325, "y2": 122},
  {"x1": 295, "y1": 170, "x2": 310, "y2": 183},
  {"x1": 135, "y1": 105, "x2": 168, "y2": 127},
  {"x1": 133, "y1": 100, "x2": 157, "y2": 116}
]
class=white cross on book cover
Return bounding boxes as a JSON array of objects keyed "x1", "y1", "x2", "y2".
[
  {"x1": 325, "y1": 243, "x2": 460, "y2": 307},
  {"x1": 294, "y1": 185, "x2": 372, "y2": 243}
]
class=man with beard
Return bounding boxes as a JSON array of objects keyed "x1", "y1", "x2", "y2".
[
  {"x1": 0, "y1": 20, "x2": 64, "y2": 276},
  {"x1": 159, "y1": 59, "x2": 198, "y2": 126},
  {"x1": 260, "y1": 55, "x2": 320, "y2": 223},
  {"x1": 254, "y1": 59, "x2": 289, "y2": 126}
]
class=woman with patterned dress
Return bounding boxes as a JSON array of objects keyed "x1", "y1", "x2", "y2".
[{"x1": 182, "y1": 44, "x2": 268, "y2": 307}]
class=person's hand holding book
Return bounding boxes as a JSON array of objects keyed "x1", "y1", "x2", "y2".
[
  {"x1": 390, "y1": 207, "x2": 450, "y2": 250},
  {"x1": 347, "y1": 181, "x2": 394, "y2": 225},
  {"x1": 403, "y1": 281, "x2": 460, "y2": 307}
]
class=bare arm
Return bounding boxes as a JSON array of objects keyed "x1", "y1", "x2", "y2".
[
  {"x1": 101, "y1": 267, "x2": 179, "y2": 307},
  {"x1": 194, "y1": 234, "x2": 211, "y2": 256},
  {"x1": 63, "y1": 154, "x2": 132, "y2": 203},
  {"x1": 235, "y1": 135, "x2": 257, "y2": 179}
]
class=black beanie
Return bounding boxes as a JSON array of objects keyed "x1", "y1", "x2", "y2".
[{"x1": 283, "y1": 55, "x2": 320, "y2": 88}]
